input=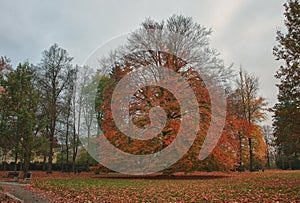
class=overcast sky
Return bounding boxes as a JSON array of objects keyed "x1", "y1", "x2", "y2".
[{"x1": 0, "y1": 0, "x2": 286, "y2": 125}]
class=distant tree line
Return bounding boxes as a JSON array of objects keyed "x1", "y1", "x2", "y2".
[{"x1": 0, "y1": 45, "x2": 98, "y2": 174}]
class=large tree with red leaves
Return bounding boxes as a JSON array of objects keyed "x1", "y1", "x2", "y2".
[{"x1": 95, "y1": 15, "x2": 266, "y2": 173}]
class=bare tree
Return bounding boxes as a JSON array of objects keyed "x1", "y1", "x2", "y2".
[
  {"x1": 78, "y1": 67, "x2": 99, "y2": 150},
  {"x1": 36, "y1": 43, "x2": 76, "y2": 173},
  {"x1": 261, "y1": 125, "x2": 274, "y2": 169}
]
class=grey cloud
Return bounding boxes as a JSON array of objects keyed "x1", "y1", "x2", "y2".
[{"x1": 0, "y1": 0, "x2": 286, "y2": 125}]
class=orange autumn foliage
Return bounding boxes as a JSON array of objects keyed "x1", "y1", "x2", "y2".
[{"x1": 95, "y1": 51, "x2": 247, "y2": 172}]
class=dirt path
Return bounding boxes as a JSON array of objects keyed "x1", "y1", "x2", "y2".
[{"x1": 0, "y1": 182, "x2": 51, "y2": 203}]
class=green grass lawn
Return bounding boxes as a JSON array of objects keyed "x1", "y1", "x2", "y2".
[{"x1": 32, "y1": 170, "x2": 300, "y2": 202}]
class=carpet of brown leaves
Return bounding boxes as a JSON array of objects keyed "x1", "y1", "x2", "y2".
[
  {"x1": 1, "y1": 170, "x2": 299, "y2": 202},
  {"x1": 0, "y1": 193, "x2": 19, "y2": 203}
]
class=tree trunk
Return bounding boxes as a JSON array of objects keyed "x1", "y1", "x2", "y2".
[
  {"x1": 2, "y1": 151, "x2": 7, "y2": 171},
  {"x1": 23, "y1": 152, "x2": 30, "y2": 174},
  {"x1": 266, "y1": 146, "x2": 270, "y2": 168},
  {"x1": 47, "y1": 133, "x2": 53, "y2": 174},
  {"x1": 14, "y1": 151, "x2": 18, "y2": 171},
  {"x1": 87, "y1": 128, "x2": 90, "y2": 151},
  {"x1": 238, "y1": 131, "x2": 243, "y2": 169},
  {"x1": 66, "y1": 114, "x2": 70, "y2": 172},
  {"x1": 43, "y1": 152, "x2": 47, "y2": 171},
  {"x1": 19, "y1": 160, "x2": 23, "y2": 172},
  {"x1": 72, "y1": 74, "x2": 79, "y2": 173},
  {"x1": 47, "y1": 87, "x2": 57, "y2": 174},
  {"x1": 47, "y1": 150, "x2": 53, "y2": 173},
  {"x1": 72, "y1": 128, "x2": 79, "y2": 173},
  {"x1": 72, "y1": 130, "x2": 78, "y2": 173},
  {"x1": 20, "y1": 149, "x2": 25, "y2": 172},
  {"x1": 248, "y1": 137, "x2": 253, "y2": 171},
  {"x1": 281, "y1": 150, "x2": 285, "y2": 169},
  {"x1": 60, "y1": 147, "x2": 64, "y2": 172},
  {"x1": 47, "y1": 118, "x2": 56, "y2": 174}
]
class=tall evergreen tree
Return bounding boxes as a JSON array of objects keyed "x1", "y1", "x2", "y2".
[
  {"x1": 0, "y1": 56, "x2": 13, "y2": 170},
  {"x1": 273, "y1": 0, "x2": 300, "y2": 168},
  {"x1": 0, "y1": 63, "x2": 39, "y2": 174}
]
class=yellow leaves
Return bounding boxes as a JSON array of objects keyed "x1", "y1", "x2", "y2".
[{"x1": 250, "y1": 97, "x2": 268, "y2": 122}]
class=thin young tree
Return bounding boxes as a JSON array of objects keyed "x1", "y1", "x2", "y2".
[
  {"x1": 234, "y1": 68, "x2": 267, "y2": 171},
  {"x1": 261, "y1": 125, "x2": 273, "y2": 169}
]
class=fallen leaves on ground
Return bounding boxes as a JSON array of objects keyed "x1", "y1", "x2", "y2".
[
  {"x1": 0, "y1": 193, "x2": 19, "y2": 203},
  {"x1": 2, "y1": 170, "x2": 299, "y2": 202}
]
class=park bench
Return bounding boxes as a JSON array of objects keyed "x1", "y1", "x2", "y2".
[
  {"x1": 23, "y1": 172, "x2": 32, "y2": 183},
  {"x1": 1, "y1": 172, "x2": 32, "y2": 183},
  {"x1": 2, "y1": 171, "x2": 21, "y2": 181}
]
